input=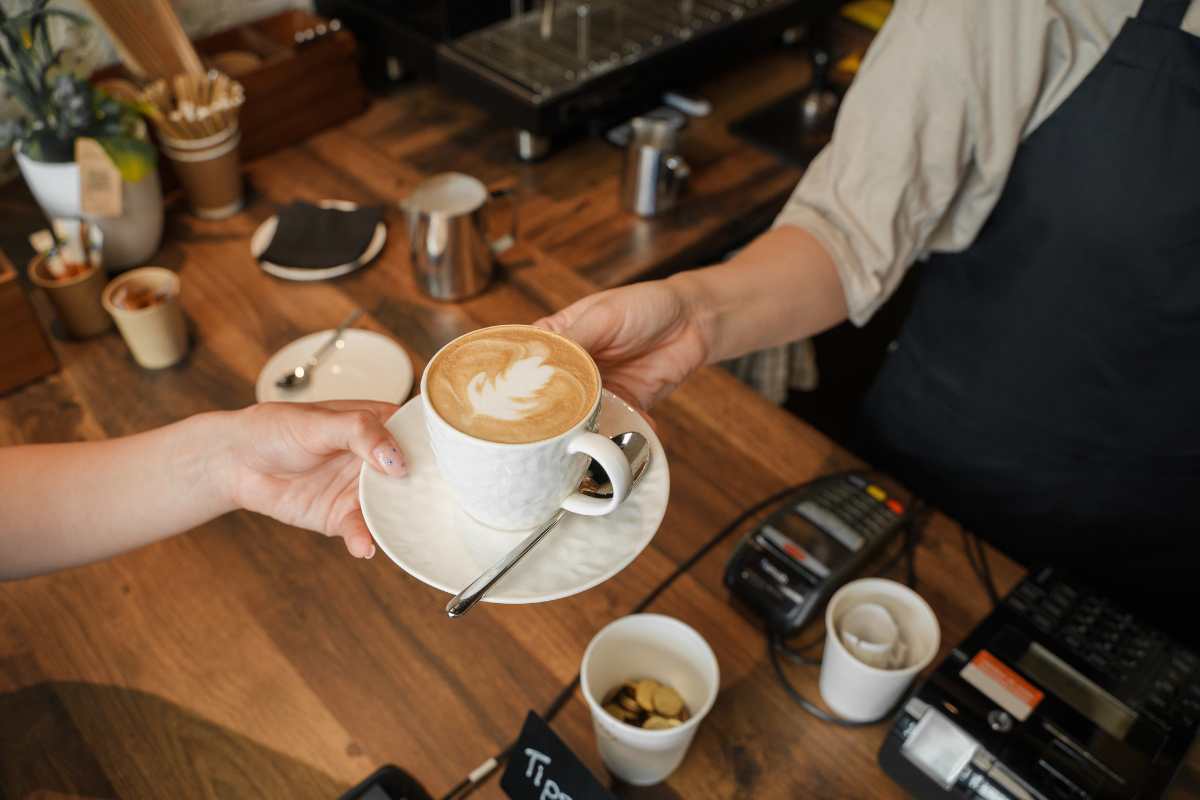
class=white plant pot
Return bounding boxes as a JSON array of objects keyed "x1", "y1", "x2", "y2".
[
  {"x1": 15, "y1": 146, "x2": 80, "y2": 218},
  {"x1": 15, "y1": 145, "x2": 164, "y2": 270}
]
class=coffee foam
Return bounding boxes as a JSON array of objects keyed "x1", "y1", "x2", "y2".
[{"x1": 427, "y1": 325, "x2": 599, "y2": 444}]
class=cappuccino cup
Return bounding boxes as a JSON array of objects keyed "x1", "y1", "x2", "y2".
[{"x1": 421, "y1": 324, "x2": 634, "y2": 530}]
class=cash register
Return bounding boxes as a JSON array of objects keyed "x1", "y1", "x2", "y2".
[{"x1": 879, "y1": 567, "x2": 1200, "y2": 799}]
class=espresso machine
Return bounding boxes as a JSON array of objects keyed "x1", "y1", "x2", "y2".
[{"x1": 437, "y1": 0, "x2": 837, "y2": 159}]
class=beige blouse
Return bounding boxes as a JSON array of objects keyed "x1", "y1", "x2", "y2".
[{"x1": 773, "y1": 0, "x2": 1200, "y2": 326}]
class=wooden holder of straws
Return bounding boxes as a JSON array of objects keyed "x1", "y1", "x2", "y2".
[{"x1": 140, "y1": 72, "x2": 246, "y2": 219}]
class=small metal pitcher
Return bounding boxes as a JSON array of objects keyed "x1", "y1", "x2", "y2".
[
  {"x1": 621, "y1": 117, "x2": 691, "y2": 217},
  {"x1": 402, "y1": 172, "x2": 517, "y2": 301}
]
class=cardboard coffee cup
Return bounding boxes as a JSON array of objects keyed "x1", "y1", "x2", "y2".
[
  {"x1": 102, "y1": 267, "x2": 187, "y2": 369},
  {"x1": 160, "y1": 126, "x2": 244, "y2": 220},
  {"x1": 28, "y1": 252, "x2": 111, "y2": 339}
]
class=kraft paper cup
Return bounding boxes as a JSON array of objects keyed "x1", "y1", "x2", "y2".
[
  {"x1": 102, "y1": 267, "x2": 187, "y2": 369},
  {"x1": 818, "y1": 578, "x2": 940, "y2": 722},
  {"x1": 28, "y1": 252, "x2": 111, "y2": 339},
  {"x1": 581, "y1": 614, "x2": 720, "y2": 786},
  {"x1": 160, "y1": 126, "x2": 243, "y2": 220}
]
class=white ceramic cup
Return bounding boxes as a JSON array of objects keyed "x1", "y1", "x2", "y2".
[
  {"x1": 420, "y1": 325, "x2": 633, "y2": 530},
  {"x1": 818, "y1": 578, "x2": 940, "y2": 722},
  {"x1": 581, "y1": 614, "x2": 719, "y2": 786}
]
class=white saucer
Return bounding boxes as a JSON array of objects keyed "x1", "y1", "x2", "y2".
[
  {"x1": 359, "y1": 390, "x2": 671, "y2": 604},
  {"x1": 251, "y1": 199, "x2": 387, "y2": 282},
  {"x1": 255, "y1": 328, "x2": 414, "y2": 404}
]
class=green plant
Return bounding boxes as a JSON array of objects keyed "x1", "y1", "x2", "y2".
[{"x1": 0, "y1": 0, "x2": 154, "y2": 179}]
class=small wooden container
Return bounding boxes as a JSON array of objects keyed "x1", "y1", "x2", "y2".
[
  {"x1": 0, "y1": 249, "x2": 58, "y2": 395},
  {"x1": 91, "y1": 9, "x2": 368, "y2": 163},
  {"x1": 28, "y1": 253, "x2": 113, "y2": 339}
]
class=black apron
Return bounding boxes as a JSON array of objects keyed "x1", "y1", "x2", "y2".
[{"x1": 857, "y1": 0, "x2": 1200, "y2": 632}]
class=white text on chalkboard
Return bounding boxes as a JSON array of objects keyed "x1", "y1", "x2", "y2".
[{"x1": 523, "y1": 748, "x2": 573, "y2": 800}]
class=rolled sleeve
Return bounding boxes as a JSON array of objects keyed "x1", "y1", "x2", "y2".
[{"x1": 774, "y1": 0, "x2": 1056, "y2": 326}]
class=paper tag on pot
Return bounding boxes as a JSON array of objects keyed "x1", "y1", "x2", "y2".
[{"x1": 76, "y1": 137, "x2": 122, "y2": 218}]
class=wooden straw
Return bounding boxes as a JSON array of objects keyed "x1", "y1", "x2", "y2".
[
  {"x1": 140, "y1": 71, "x2": 244, "y2": 142},
  {"x1": 85, "y1": 0, "x2": 204, "y2": 81}
]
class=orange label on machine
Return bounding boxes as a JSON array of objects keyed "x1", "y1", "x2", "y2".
[{"x1": 960, "y1": 649, "x2": 1044, "y2": 721}]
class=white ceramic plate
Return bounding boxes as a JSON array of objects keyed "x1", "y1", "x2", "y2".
[
  {"x1": 255, "y1": 328, "x2": 414, "y2": 404},
  {"x1": 251, "y1": 199, "x2": 387, "y2": 282},
  {"x1": 359, "y1": 390, "x2": 670, "y2": 604}
]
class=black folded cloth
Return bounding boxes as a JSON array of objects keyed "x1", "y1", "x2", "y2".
[{"x1": 259, "y1": 201, "x2": 384, "y2": 269}]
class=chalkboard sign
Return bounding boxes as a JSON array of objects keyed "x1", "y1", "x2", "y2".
[{"x1": 500, "y1": 712, "x2": 615, "y2": 800}]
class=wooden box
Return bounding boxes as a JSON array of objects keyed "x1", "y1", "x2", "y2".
[
  {"x1": 0, "y1": 249, "x2": 58, "y2": 395},
  {"x1": 93, "y1": 9, "x2": 369, "y2": 162}
]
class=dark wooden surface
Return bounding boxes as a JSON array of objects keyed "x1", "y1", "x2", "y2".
[
  {"x1": 0, "y1": 51, "x2": 1024, "y2": 799},
  {"x1": 0, "y1": 250, "x2": 58, "y2": 395}
]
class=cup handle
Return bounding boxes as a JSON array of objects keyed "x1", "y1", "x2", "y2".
[
  {"x1": 488, "y1": 185, "x2": 518, "y2": 254},
  {"x1": 561, "y1": 431, "x2": 633, "y2": 516}
]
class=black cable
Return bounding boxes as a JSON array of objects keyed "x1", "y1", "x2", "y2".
[
  {"x1": 960, "y1": 529, "x2": 987, "y2": 597},
  {"x1": 960, "y1": 528, "x2": 998, "y2": 607},
  {"x1": 773, "y1": 635, "x2": 823, "y2": 666},
  {"x1": 440, "y1": 679, "x2": 580, "y2": 799},
  {"x1": 630, "y1": 481, "x2": 818, "y2": 613},
  {"x1": 973, "y1": 531, "x2": 999, "y2": 606},
  {"x1": 960, "y1": 527, "x2": 980, "y2": 576},
  {"x1": 440, "y1": 482, "x2": 806, "y2": 800},
  {"x1": 903, "y1": 500, "x2": 928, "y2": 589},
  {"x1": 767, "y1": 633, "x2": 892, "y2": 727},
  {"x1": 875, "y1": 498, "x2": 926, "y2": 588}
]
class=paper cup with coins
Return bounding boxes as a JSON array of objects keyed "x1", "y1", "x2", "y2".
[
  {"x1": 581, "y1": 614, "x2": 719, "y2": 786},
  {"x1": 102, "y1": 267, "x2": 188, "y2": 369}
]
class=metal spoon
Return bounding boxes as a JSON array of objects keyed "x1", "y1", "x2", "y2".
[
  {"x1": 446, "y1": 431, "x2": 651, "y2": 618},
  {"x1": 275, "y1": 308, "x2": 363, "y2": 390}
]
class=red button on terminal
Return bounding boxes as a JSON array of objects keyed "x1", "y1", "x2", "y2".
[{"x1": 886, "y1": 499, "x2": 904, "y2": 515}]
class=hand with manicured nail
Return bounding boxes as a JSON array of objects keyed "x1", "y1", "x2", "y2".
[
  {"x1": 0, "y1": 400, "x2": 405, "y2": 580},
  {"x1": 227, "y1": 400, "x2": 405, "y2": 560}
]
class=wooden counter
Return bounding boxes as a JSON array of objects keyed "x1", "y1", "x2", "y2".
[{"x1": 0, "y1": 52, "x2": 1023, "y2": 799}]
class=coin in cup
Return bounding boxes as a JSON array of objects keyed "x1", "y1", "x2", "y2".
[{"x1": 603, "y1": 678, "x2": 691, "y2": 730}]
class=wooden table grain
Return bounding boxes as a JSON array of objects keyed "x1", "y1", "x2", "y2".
[{"x1": 0, "y1": 53, "x2": 1023, "y2": 799}]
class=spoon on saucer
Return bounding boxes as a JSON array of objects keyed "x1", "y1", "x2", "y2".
[
  {"x1": 446, "y1": 431, "x2": 651, "y2": 618},
  {"x1": 275, "y1": 308, "x2": 362, "y2": 390}
]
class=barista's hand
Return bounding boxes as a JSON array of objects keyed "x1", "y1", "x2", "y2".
[
  {"x1": 225, "y1": 400, "x2": 405, "y2": 559},
  {"x1": 536, "y1": 278, "x2": 709, "y2": 412}
]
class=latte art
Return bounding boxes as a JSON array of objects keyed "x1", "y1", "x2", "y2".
[
  {"x1": 427, "y1": 325, "x2": 600, "y2": 444},
  {"x1": 466, "y1": 354, "x2": 555, "y2": 421}
]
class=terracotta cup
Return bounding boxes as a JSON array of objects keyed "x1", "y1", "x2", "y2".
[
  {"x1": 28, "y1": 253, "x2": 112, "y2": 338},
  {"x1": 102, "y1": 267, "x2": 188, "y2": 369},
  {"x1": 160, "y1": 126, "x2": 244, "y2": 220}
]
